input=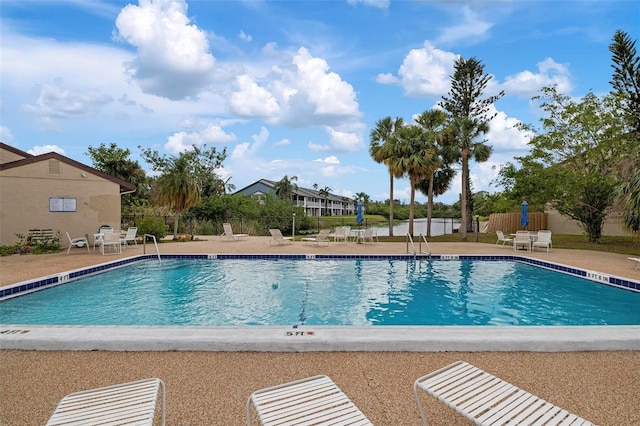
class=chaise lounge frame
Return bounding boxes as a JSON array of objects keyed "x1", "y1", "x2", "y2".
[{"x1": 414, "y1": 361, "x2": 593, "y2": 426}]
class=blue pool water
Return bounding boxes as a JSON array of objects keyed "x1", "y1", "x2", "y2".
[{"x1": 1, "y1": 259, "x2": 638, "y2": 326}]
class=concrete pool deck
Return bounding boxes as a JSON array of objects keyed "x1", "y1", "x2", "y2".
[{"x1": 1, "y1": 238, "x2": 639, "y2": 424}]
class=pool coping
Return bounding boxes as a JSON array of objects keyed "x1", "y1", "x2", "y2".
[{"x1": 1, "y1": 254, "x2": 639, "y2": 352}]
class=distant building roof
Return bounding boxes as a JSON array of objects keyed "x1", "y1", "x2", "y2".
[{"x1": 234, "y1": 178, "x2": 350, "y2": 202}]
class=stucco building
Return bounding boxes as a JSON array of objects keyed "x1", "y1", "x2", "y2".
[{"x1": 0, "y1": 142, "x2": 135, "y2": 246}]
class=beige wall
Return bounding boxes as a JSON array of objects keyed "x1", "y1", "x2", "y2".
[
  {"x1": 0, "y1": 159, "x2": 122, "y2": 246},
  {"x1": 546, "y1": 209, "x2": 630, "y2": 237},
  {"x1": 0, "y1": 149, "x2": 27, "y2": 164}
]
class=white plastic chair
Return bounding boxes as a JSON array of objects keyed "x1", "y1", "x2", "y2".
[
  {"x1": 121, "y1": 227, "x2": 138, "y2": 247},
  {"x1": 247, "y1": 375, "x2": 372, "y2": 426},
  {"x1": 496, "y1": 231, "x2": 513, "y2": 247},
  {"x1": 221, "y1": 222, "x2": 249, "y2": 241},
  {"x1": 65, "y1": 232, "x2": 89, "y2": 255},
  {"x1": 532, "y1": 230, "x2": 553, "y2": 252},
  {"x1": 513, "y1": 231, "x2": 531, "y2": 251},
  {"x1": 47, "y1": 378, "x2": 165, "y2": 426},
  {"x1": 100, "y1": 230, "x2": 122, "y2": 255}
]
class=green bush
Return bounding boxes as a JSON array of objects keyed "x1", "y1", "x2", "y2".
[
  {"x1": 0, "y1": 232, "x2": 63, "y2": 256},
  {"x1": 137, "y1": 216, "x2": 167, "y2": 241}
]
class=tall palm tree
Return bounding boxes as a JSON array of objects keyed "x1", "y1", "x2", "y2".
[
  {"x1": 388, "y1": 125, "x2": 438, "y2": 236},
  {"x1": 369, "y1": 116, "x2": 404, "y2": 236},
  {"x1": 274, "y1": 175, "x2": 298, "y2": 203},
  {"x1": 443, "y1": 117, "x2": 491, "y2": 240},
  {"x1": 318, "y1": 186, "x2": 331, "y2": 216},
  {"x1": 154, "y1": 155, "x2": 202, "y2": 238},
  {"x1": 414, "y1": 109, "x2": 448, "y2": 237}
]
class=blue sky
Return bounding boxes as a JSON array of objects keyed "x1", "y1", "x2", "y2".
[{"x1": 1, "y1": 0, "x2": 638, "y2": 204}]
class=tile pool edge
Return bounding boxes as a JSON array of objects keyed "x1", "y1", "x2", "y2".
[{"x1": 1, "y1": 325, "x2": 639, "y2": 352}]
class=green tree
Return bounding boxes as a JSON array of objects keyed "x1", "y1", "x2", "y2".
[
  {"x1": 354, "y1": 192, "x2": 370, "y2": 206},
  {"x1": 440, "y1": 56, "x2": 503, "y2": 240},
  {"x1": 318, "y1": 186, "x2": 332, "y2": 216},
  {"x1": 388, "y1": 124, "x2": 437, "y2": 236},
  {"x1": 273, "y1": 175, "x2": 298, "y2": 203},
  {"x1": 369, "y1": 116, "x2": 404, "y2": 236},
  {"x1": 140, "y1": 145, "x2": 227, "y2": 238},
  {"x1": 609, "y1": 29, "x2": 640, "y2": 139},
  {"x1": 86, "y1": 142, "x2": 149, "y2": 211},
  {"x1": 516, "y1": 87, "x2": 625, "y2": 242},
  {"x1": 609, "y1": 30, "x2": 640, "y2": 235},
  {"x1": 414, "y1": 109, "x2": 449, "y2": 237}
]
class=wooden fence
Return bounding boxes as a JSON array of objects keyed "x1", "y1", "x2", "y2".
[{"x1": 484, "y1": 212, "x2": 548, "y2": 234}]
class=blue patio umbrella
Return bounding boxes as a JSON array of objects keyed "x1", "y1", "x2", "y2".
[
  {"x1": 520, "y1": 201, "x2": 529, "y2": 229},
  {"x1": 356, "y1": 202, "x2": 363, "y2": 225}
]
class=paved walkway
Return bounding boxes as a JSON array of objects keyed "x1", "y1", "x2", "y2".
[{"x1": 1, "y1": 238, "x2": 639, "y2": 425}]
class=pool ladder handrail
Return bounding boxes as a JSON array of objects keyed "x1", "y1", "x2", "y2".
[
  {"x1": 406, "y1": 233, "x2": 431, "y2": 259},
  {"x1": 143, "y1": 234, "x2": 161, "y2": 263}
]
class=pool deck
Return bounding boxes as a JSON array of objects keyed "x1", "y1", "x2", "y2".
[{"x1": 1, "y1": 238, "x2": 639, "y2": 424}]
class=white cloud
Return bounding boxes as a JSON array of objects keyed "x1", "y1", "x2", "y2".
[
  {"x1": 486, "y1": 106, "x2": 532, "y2": 152},
  {"x1": 309, "y1": 127, "x2": 364, "y2": 152},
  {"x1": 230, "y1": 126, "x2": 269, "y2": 159},
  {"x1": 114, "y1": 0, "x2": 216, "y2": 100},
  {"x1": 273, "y1": 138, "x2": 291, "y2": 147},
  {"x1": 378, "y1": 41, "x2": 457, "y2": 97},
  {"x1": 346, "y1": 0, "x2": 390, "y2": 9},
  {"x1": 502, "y1": 58, "x2": 573, "y2": 97},
  {"x1": 21, "y1": 78, "x2": 113, "y2": 130},
  {"x1": 435, "y1": 6, "x2": 493, "y2": 45},
  {"x1": 28, "y1": 144, "x2": 66, "y2": 155},
  {"x1": 239, "y1": 30, "x2": 252, "y2": 42},
  {"x1": 0, "y1": 126, "x2": 15, "y2": 144},
  {"x1": 164, "y1": 124, "x2": 237, "y2": 153},
  {"x1": 229, "y1": 75, "x2": 280, "y2": 117}
]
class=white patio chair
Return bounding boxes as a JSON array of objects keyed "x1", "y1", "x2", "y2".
[
  {"x1": 100, "y1": 229, "x2": 122, "y2": 255},
  {"x1": 496, "y1": 231, "x2": 513, "y2": 247},
  {"x1": 513, "y1": 231, "x2": 531, "y2": 251},
  {"x1": 532, "y1": 230, "x2": 553, "y2": 252},
  {"x1": 247, "y1": 375, "x2": 372, "y2": 426},
  {"x1": 47, "y1": 378, "x2": 165, "y2": 426},
  {"x1": 65, "y1": 232, "x2": 90, "y2": 255},
  {"x1": 333, "y1": 226, "x2": 349, "y2": 243},
  {"x1": 414, "y1": 361, "x2": 593, "y2": 426},
  {"x1": 121, "y1": 227, "x2": 138, "y2": 247}
]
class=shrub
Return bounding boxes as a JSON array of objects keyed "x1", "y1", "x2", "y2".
[
  {"x1": 137, "y1": 216, "x2": 167, "y2": 241},
  {"x1": 0, "y1": 232, "x2": 63, "y2": 256}
]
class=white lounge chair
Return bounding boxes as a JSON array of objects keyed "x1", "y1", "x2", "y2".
[
  {"x1": 221, "y1": 222, "x2": 249, "y2": 241},
  {"x1": 301, "y1": 229, "x2": 330, "y2": 246},
  {"x1": 532, "y1": 230, "x2": 553, "y2": 252},
  {"x1": 496, "y1": 231, "x2": 513, "y2": 247},
  {"x1": 121, "y1": 227, "x2": 138, "y2": 247},
  {"x1": 66, "y1": 232, "x2": 90, "y2": 255},
  {"x1": 247, "y1": 375, "x2": 372, "y2": 426},
  {"x1": 100, "y1": 230, "x2": 122, "y2": 255},
  {"x1": 628, "y1": 257, "x2": 640, "y2": 270},
  {"x1": 513, "y1": 231, "x2": 531, "y2": 251},
  {"x1": 414, "y1": 361, "x2": 593, "y2": 426},
  {"x1": 269, "y1": 228, "x2": 292, "y2": 245},
  {"x1": 47, "y1": 378, "x2": 165, "y2": 426}
]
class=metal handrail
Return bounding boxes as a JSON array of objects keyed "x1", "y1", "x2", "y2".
[
  {"x1": 406, "y1": 233, "x2": 431, "y2": 259},
  {"x1": 143, "y1": 234, "x2": 161, "y2": 263}
]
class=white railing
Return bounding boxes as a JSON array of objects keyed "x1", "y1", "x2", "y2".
[{"x1": 143, "y1": 234, "x2": 161, "y2": 263}]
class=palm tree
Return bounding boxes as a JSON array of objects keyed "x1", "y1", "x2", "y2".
[
  {"x1": 387, "y1": 125, "x2": 438, "y2": 236},
  {"x1": 154, "y1": 155, "x2": 202, "y2": 238},
  {"x1": 318, "y1": 186, "x2": 332, "y2": 216},
  {"x1": 274, "y1": 175, "x2": 298, "y2": 203},
  {"x1": 443, "y1": 117, "x2": 491, "y2": 240},
  {"x1": 369, "y1": 116, "x2": 404, "y2": 236},
  {"x1": 414, "y1": 109, "x2": 448, "y2": 237}
]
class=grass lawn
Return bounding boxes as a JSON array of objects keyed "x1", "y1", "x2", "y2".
[{"x1": 379, "y1": 233, "x2": 639, "y2": 256}]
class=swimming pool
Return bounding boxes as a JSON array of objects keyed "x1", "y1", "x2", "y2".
[
  {"x1": 2, "y1": 254, "x2": 639, "y2": 352},
  {"x1": 2, "y1": 257, "x2": 639, "y2": 326}
]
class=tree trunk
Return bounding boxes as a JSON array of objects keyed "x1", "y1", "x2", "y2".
[
  {"x1": 409, "y1": 180, "x2": 415, "y2": 237},
  {"x1": 427, "y1": 173, "x2": 434, "y2": 238},
  {"x1": 388, "y1": 172, "x2": 394, "y2": 236},
  {"x1": 173, "y1": 212, "x2": 180, "y2": 238},
  {"x1": 460, "y1": 153, "x2": 469, "y2": 241}
]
